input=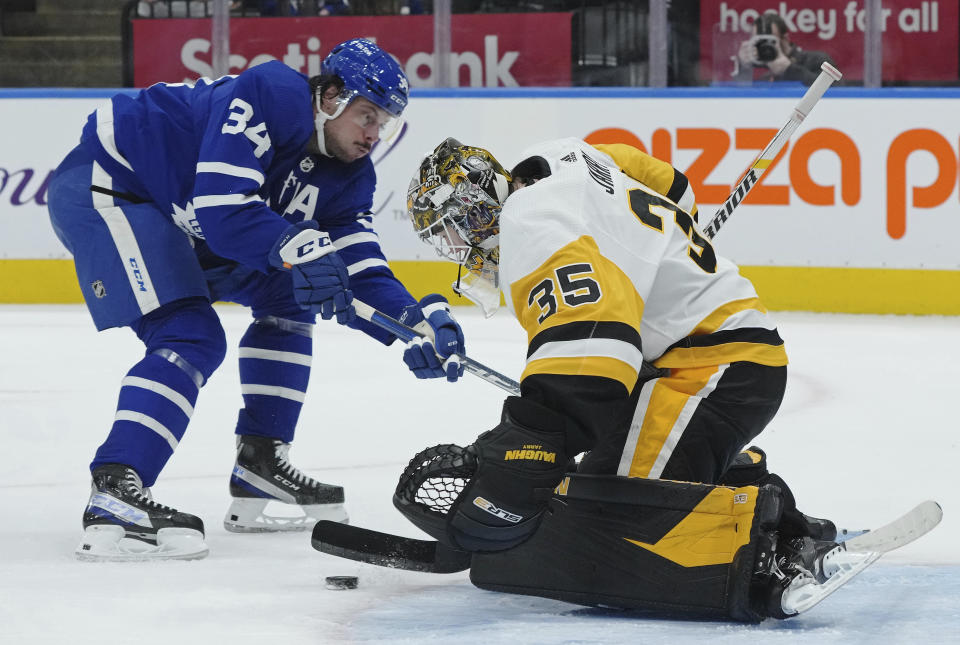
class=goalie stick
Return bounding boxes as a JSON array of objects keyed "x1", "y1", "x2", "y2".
[
  {"x1": 701, "y1": 61, "x2": 843, "y2": 240},
  {"x1": 312, "y1": 520, "x2": 471, "y2": 573},
  {"x1": 779, "y1": 500, "x2": 943, "y2": 615},
  {"x1": 312, "y1": 500, "x2": 942, "y2": 579},
  {"x1": 353, "y1": 299, "x2": 521, "y2": 396}
]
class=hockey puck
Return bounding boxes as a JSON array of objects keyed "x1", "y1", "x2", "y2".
[{"x1": 325, "y1": 575, "x2": 359, "y2": 590}]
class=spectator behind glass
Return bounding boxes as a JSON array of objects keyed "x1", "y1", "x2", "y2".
[
  {"x1": 735, "y1": 11, "x2": 835, "y2": 85},
  {"x1": 258, "y1": 0, "x2": 350, "y2": 15}
]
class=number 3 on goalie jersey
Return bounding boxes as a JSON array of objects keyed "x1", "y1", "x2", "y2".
[
  {"x1": 628, "y1": 189, "x2": 717, "y2": 273},
  {"x1": 528, "y1": 263, "x2": 602, "y2": 324}
]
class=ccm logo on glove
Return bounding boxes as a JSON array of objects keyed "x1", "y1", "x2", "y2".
[
  {"x1": 268, "y1": 221, "x2": 355, "y2": 324},
  {"x1": 274, "y1": 226, "x2": 335, "y2": 267}
]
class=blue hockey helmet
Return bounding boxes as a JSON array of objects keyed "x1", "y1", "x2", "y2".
[{"x1": 321, "y1": 39, "x2": 409, "y2": 118}]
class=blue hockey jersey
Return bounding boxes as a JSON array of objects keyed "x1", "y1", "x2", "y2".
[
  {"x1": 79, "y1": 60, "x2": 417, "y2": 344},
  {"x1": 79, "y1": 60, "x2": 314, "y2": 272},
  {"x1": 265, "y1": 151, "x2": 418, "y2": 344}
]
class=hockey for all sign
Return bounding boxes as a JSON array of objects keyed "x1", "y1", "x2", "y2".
[
  {"x1": 131, "y1": 14, "x2": 572, "y2": 88},
  {"x1": 702, "y1": 1, "x2": 958, "y2": 83}
]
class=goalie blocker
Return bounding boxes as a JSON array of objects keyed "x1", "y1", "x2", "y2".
[{"x1": 469, "y1": 473, "x2": 786, "y2": 622}]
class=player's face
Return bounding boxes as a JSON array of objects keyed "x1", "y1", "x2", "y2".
[
  {"x1": 438, "y1": 218, "x2": 468, "y2": 254},
  {"x1": 323, "y1": 96, "x2": 390, "y2": 163}
]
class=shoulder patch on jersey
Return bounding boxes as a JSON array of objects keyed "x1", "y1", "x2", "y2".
[
  {"x1": 582, "y1": 151, "x2": 615, "y2": 195},
  {"x1": 299, "y1": 156, "x2": 315, "y2": 173}
]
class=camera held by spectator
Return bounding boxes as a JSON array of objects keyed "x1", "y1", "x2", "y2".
[
  {"x1": 733, "y1": 11, "x2": 835, "y2": 85},
  {"x1": 752, "y1": 19, "x2": 780, "y2": 65}
]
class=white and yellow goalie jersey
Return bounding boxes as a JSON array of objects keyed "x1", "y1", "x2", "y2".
[{"x1": 499, "y1": 138, "x2": 786, "y2": 449}]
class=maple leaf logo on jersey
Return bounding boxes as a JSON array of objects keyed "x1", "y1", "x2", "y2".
[
  {"x1": 299, "y1": 156, "x2": 315, "y2": 173},
  {"x1": 560, "y1": 152, "x2": 578, "y2": 163}
]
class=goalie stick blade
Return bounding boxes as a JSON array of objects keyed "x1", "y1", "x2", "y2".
[
  {"x1": 311, "y1": 520, "x2": 472, "y2": 574},
  {"x1": 781, "y1": 500, "x2": 940, "y2": 617},
  {"x1": 843, "y1": 500, "x2": 943, "y2": 554}
]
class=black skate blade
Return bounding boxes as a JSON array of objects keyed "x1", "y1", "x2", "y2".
[{"x1": 312, "y1": 520, "x2": 471, "y2": 574}]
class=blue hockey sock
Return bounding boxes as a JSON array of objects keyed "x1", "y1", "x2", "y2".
[
  {"x1": 92, "y1": 353, "x2": 200, "y2": 487},
  {"x1": 236, "y1": 317, "x2": 314, "y2": 443},
  {"x1": 92, "y1": 298, "x2": 226, "y2": 486}
]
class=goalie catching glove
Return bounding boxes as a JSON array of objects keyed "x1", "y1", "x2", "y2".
[
  {"x1": 269, "y1": 221, "x2": 355, "y2": 324},
  {"x1": 394, "y1": 396, "x2": 569, "y2": 552}
]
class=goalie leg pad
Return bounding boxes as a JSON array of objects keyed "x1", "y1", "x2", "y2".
[{"x1": 469, "y1": 473, "x2": 784, "y2": 622}]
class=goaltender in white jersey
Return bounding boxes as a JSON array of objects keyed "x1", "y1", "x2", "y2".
[
  {"x1": 411, "y1": 136, "x2": 788, "y2": 483},
  {"x1": 398, "y1": 137, "x2": 846, "y2": 620}
]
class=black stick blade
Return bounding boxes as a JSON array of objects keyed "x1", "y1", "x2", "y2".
[{"x1": 312, "y1": 520, "x2": 471, "y2": 574}]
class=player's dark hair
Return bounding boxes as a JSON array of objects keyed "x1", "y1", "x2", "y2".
[
  {"x1": 309, "y1": 73, "x2": 344, "y2": 98},
  {"x1": 510, "y1": 156, "x2": 551, "y2": 185}
]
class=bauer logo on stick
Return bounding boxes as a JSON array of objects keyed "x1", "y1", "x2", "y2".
[{"x1": 702, "y1": 62, "x2": 842, "y2": 241}]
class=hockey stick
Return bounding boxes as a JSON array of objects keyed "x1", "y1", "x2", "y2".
[
  {"x1": 353, "y1": 299, "x2": 522, "y2": 396},
  {"x1": 841, "y1": 500, "x2": 942, "y2": 554},
  {"x1": 312, "y1": 520, "x2": 472, "y2": 573},
  {"x1": 701, "y1": 61, "x2": 843, "y2": 240}
]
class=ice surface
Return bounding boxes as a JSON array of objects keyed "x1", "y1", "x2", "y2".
[{"x1": 0, "y1": 305, "x2": 957, "y2": 644}]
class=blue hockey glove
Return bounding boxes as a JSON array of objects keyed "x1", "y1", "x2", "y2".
[
  {"x1": 398, "y1": 294, "x2": 465, "y2": 382},
  {"x1": 268, "y1": 221, "x2": 356, "y2": 325}
]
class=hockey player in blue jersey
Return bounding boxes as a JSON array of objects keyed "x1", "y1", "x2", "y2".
[{"x1": 48, "y1": 39, "x2": 465, "y2": 561}]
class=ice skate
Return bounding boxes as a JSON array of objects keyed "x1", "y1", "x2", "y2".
[
  {"x1": 224, "y1": 434, "x2": 348, "y2": 532},
  {"x1": 76, "y1": 464, "x2": 208, "y2": 562},
  {"x1": 763, "y1": 535, "x2": 880, "y2": 617}
]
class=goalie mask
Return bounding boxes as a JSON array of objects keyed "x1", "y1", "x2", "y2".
[{"x1": 407, "y1": 138, "x2": 511, "y2": 316}]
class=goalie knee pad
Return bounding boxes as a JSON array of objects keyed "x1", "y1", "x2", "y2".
[
  {"x1": 470, "y1": 473, "x2": 787, "y2": 622},
  {"x1": 719, "y1": 445, "x2": 769, "y2": 486},
  {"x1": 720, "y1": 445, "x2": 836, "y2": 541},
  {"x1": 394, "y1": 396, "x2": 570, "y2": 552}
]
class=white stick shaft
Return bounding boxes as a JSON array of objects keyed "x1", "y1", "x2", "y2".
[{"x1": 701, "y1": 62, "x2": 843, "y2": 240}]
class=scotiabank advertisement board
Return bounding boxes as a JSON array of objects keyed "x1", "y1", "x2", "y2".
[
  {"x1": 5, "y1": 90, "x2": 958, "y2": 274},
  {"x1": 703, "y1": 1, "x2": 958, "y2": 82},
  {"x1": 132, "y1": 14, "x2": 572, "y2": 88}
]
